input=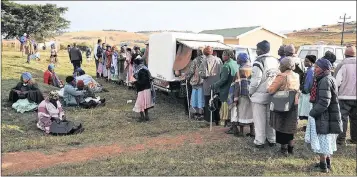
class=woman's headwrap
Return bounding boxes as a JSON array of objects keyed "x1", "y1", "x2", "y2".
[
  {"x1": 48, "y1": 64, "x2": 55, "y2": 71},
  {"x1": 21, "y1": 72, "x2": 32, "y2": 82},
  {"x1": 48, "y1": 90, "x2": 59, "y2": 100},
  {"x1": 223, "y1": 50, "x2": 235, "y2": 60},
  {"x1": 203, "y1": 46, "x2": 213, "y2": 56},
  {"x1": 284, "y1": 44, "x2": 296, "y2": 56},
  {"x1": 324, "y1": 51, "x2": 336, "y2": 64},
  {"x1": 280, "y1": 56, "x2": 296, "y2": 71},
  {"x1": 316, "y1": 58, "x2": 332, "y2": 71},
  {"x1": 305, "y1": 55, "x2": 317, "y2": 64},
  {"x1": 77, "y1": 80, "x2": 85, "y2": 89},
  {"x1": 278, "y1": 45, "x2": 286, "y2": 56},
  {"x1": 237, "y1": 53, "x2": 249, "y2": 65}
]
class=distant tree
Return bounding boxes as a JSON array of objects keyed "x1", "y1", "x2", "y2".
[{"x1": 1, "y1": 0, "x2": 70, "y2": 42}]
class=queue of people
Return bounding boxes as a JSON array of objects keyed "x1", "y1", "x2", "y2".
[{"x1": 178, "y1": 42, "x2": 356, "y2": 173}]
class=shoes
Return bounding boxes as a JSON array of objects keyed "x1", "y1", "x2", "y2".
[
  {"x1": 255, "y1": 144, "x2": 264, "y2": 149},
  {"x1": 288, "y1": 146, "x2": 294, "y2": 155},
  {"x1": 268, "y1": 142, "x2": 276, "y2": 147}
]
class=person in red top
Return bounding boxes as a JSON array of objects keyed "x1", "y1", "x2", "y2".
[{"x1": 44, "y1": 64, "x2": 63, "y2": 88}]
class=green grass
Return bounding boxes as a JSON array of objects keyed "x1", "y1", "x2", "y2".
[{"x1": 1, "y1": 48, "x2": 356, "y2": 176}]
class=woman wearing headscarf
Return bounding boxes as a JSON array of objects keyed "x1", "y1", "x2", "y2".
[
  {"x1": 44, "y1": 64, "x2": 63, "y2": 88},
  {"x1": 133, "y1": 56, "x2": 155, "y2": 122},
  {"x1": 199, "y1": 46, "x2": 223, "y2": 125},
  {"x1": 105, "y1": 45, "x2": 113, "y2": 82},
  {"x1": 50, "y1": 44, "x2": 58, "y2": 64},
  {"x1": 231, "y1": 53, "x2": 254, "y2": 137},
  {"x1": 9, "y1": 72, "x2": 44, "y2": 105},
  {"x1": 118, "y1": 46, "x2": 127, "y2": 84},
  {"x1": 63, "y1": 76, "x2": 84, "y2": 106},
  {"x1": 37, "y1": 90, "x2": 84, "y2": 135},
  {"x1": 298, "y1": 55, "x2": 316, "y2": 131},
  {"x1": 111, "y1": 45, "x2": 119, "y2": 83},
  {"x1": 268, "y1": 56, "x2": 300, "y2": 156},
  {"x1": 212, "y1": 50, "x2": 238, "y2": 127},
  {"x1": 305, "y1": 58, "x2": 342, "y2": 173}
]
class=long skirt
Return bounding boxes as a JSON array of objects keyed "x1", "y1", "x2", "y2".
[
  {"x1": 118, "y1": 60, "x2": 126, "y2": 82},
  {"x1": 133, "y1": 89, "x2": 155, "y2": 113},
  {"x1": 276, "y1": 131, "x2": 294, "y2": 144},
  {"x1": 220, "y1": 102, "x2": 229, "y2": 121},
  {"x1": 204, "y1": 95, "x2": 221, "y2": 124},
  {"x1": 237, "y1": 96, "x2": 253, "y2": 125},
  {"x1": 102, "y1": 64, "x2": 108, "y2": 77},
  {"x1": 305, "y1": 116, "x2": 338, "y2": 156},
  {"x1": 298, "y1": 93, "x2": 312, "y2": 118},
  {"x1": 111, "y1": 64, "x2": 119, "y2": 81}
]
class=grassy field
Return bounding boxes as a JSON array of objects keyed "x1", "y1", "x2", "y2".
[{"x1": 1, "y1": 48, "x2": 356, "y2": 176}]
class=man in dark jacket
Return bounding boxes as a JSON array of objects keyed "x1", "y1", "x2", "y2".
[{"x1": 69, "y1": 43, "x2": 83, "y2": 72}]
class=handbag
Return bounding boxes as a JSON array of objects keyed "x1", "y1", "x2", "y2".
[{"x1": 269, "y1": 75, "x2": 296, "y2": 112}]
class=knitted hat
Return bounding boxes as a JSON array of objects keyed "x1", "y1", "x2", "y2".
[
  {"x1": 305, "y1": 55, "x2": 317, "y2": 63},
  {"x1": 278, "y1": 45, "x2": 286, "y2": 56},
  {"x1": 48, "y1": 64, "x2": 55, "y2": 71},
  {"x1": 345, "y1": 46, "x2": 356, "y2": 57},
  {"x1": 316, "y1": 58, "x2": 332, "y2": 71},
  {"x1": 48, "y1": 90, "x2": 59, "y2": 100},
  {"x1": 324, "y1": 51, "x2": 336, "y2": 64},
  {"x1": 256, "y1": 40, "x2": 270, "y2": 53},
  {"x1": 237, "y1": 53, "x2": 249, "y2": 64},
  {"x1": 280, "y1": 56, "x2": 296, "y2": 70}
]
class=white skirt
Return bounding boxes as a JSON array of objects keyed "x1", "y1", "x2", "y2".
[{"x1": 298, "y1": 93, "x2": 312, "y2": 117}]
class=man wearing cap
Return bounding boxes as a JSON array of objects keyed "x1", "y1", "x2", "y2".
[
  {"x1": 69, "y1": 43, "x2": 83, "y2": 71},
  {"x1": 249, "y1": 40, "x2": 280, "y2": 148},
  {"x1": 335, "y1": 46, "x2": 357, "y2": 145}
]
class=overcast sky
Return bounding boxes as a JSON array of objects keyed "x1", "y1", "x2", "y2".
[{"x1": 16, "y1": 1, "x2": 356, "y2": 33}]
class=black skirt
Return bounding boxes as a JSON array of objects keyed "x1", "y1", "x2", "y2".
[{"x1": 276, "y1": 131, "x2": 294, "y2": 145}]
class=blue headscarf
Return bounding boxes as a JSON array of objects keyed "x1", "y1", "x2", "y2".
[
  {"x1": 48, "y1": 64, "x2": 55, "y2": 71},
  {"x1": 237, "y1": 53, "x2": 249, "y2": 65},
  {"x1": 21, "y1": 72, "x2": 32, "y2": 81}
]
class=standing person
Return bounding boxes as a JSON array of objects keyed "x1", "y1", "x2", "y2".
[
  {"x1": 19, "y1": 33, "x2": 27, "y2": 53},
  {"x1": 118, "y1": 46, "x2": 127, "y2": 84},
  {"x1": 102, "y1": 44, "x2": 110, "y2": 80},
  {"x1": 50, "y1": 44, "x2": 58, "y2": 64},
  {"x1": 268, "y1": 57, "x2": 300, "y2": 156},
  {"x1": 278, "y1": 45, "x2": 286, "y2": 62},
  {"x1": 249, "y1": 40, "x2": 280, "y2": 148},
  {"x1": 93, "y1": 39, "x2": 103, "y2": 78},
  {"x1": 125, "y1": 48, "x2": 135, "y2": 87},
  {"x1": 105, "y1": 45, "x2": 113, "y2": 82},
  {"x1": 67, "y1": 45, "x2": 71, "y2": 55},
  {"x1": 183, "y1": 48, "x2": 205, "y2": 119},
  {"x1": 100, "y1": 43, "x2": 107, "y2": 79},
  {"x1": 305, "y1": 58, "x2": 342, "y2": 173},
  {"x1": 232, "y1": 53, "x2": 254, "y2": 137},
  {"x1": 211, "y1": 50, "x2": 239, "y2": 127},
  {"x1": 298, "y1": 55, "x2": 316, "y2": 131},
  {"x1": 86, "y1": 47, "x2": 92, "y2": 63},
  {"x1": 285, "y1": 44, "x2": 305, "y2": 84},
  {"x1": 24, "y1": 34, "x2": 34, "y2": 64},
  {"x1": 111, "y1": 46, "x2": 119, "y2": 83},
  {"x1": 133, "y1": 57, "x2": 155, "y2": 122},
  {"x1": 199, "y1": 46, "x2": 223, "y2": 125},
  {"x1": 69, "y1": 43, "x2": 83, "y2": 71},
  {"x1": 335, "y1": 46, "x2": 357, "y2": 145}
]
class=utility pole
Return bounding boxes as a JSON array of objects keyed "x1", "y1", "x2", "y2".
[{"x1": 338, "y1": 13, "x2": 351, "y2": 45}]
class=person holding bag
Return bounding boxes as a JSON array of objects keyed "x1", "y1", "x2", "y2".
[{"x1": 268, "y1": 57, "x2": 300, "y2": 156}]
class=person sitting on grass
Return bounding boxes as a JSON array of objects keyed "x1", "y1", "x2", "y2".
[
  {"x1": 37, "y1": 90, "x2": 84, "y2": 135},
  {"x1": 44, "y1": 64, "x2": 63, "y2": 88},
  {"x1": 9, "y1": 72, "x2": 45, "y2": 113},
  {"x1": 63, "y1": 76, "x2": 84, "y2": 107},
  {"x1": 77, "y1": 80, "x2": 106, "y2": 109}
]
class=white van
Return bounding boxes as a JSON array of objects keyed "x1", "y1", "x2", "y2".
[
  {"x1": 148, "y1": 32, "x2": 232, "y2": 93},
  {"x1": 296, "y1": 45, "x2": 346, "y2": 67},
  {"x1": 228, "y1": 44, "x2": 257, "y2": 64}
]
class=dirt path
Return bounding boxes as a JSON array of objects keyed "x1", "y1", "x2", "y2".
[{"x1": 2, "y1": 127, "x2": 229, "y2": 175}]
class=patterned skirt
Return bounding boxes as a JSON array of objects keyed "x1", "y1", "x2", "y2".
[
  {"x1": 305, "y1": 116, "x2": 338, "y2": 156},
  {"x1": 237, "y1": 96, "x2": 253, "y2": 124},
  {"x1": 133, "y1": 89, "x2": 155, "y2": 113}
]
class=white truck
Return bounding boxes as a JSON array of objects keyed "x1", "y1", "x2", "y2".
[
  {"x1": 296, "y1": 44, "x2": 346, "y2": 67},
  {"x1": 148, "y1": 32, "x2": 232, "y2": 94}
]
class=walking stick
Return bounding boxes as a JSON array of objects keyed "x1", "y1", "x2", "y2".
[
  {"x1": 185, "y1": 79, "x2": 191, "y2": 119},
  {"x1": 210, "y1": 89, "x2": 213, "y2": 132}
]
